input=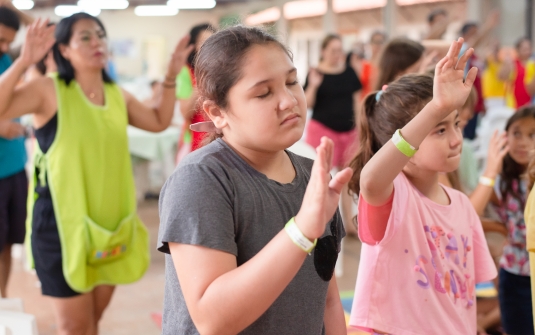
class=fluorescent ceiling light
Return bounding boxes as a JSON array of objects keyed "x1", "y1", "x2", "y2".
[
  {"x1": 245, "y1": 7, "x2": 281, "y2": 26},
  {"x1": 55, "y1": 5, "x2": 101, "y2": 17},
  {"x1": 78, "y1": 0, "x2": 129, "y2": 10},
  {"x1": 396, "y1": 0, "x2": 454, "y2": 4},
  {"x1": 333, "y1": 0, "x2": 386, "y2": 12},
  {"x1": 134, "y1": 6, "x2": 179, "y2": 16},
  {"x1": 12, "y1": 0, "x2": 34, "y2": 10},
  {"x1": 167, "y1": 0, "x2": 216, "y2": 9},
  {"x1": 283, "y1": 0, "x2": 326, "y2": 20}
]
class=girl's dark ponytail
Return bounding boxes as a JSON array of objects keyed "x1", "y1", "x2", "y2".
[{"x1": 348, "y1": 92, "x2": 380, "y2": 195}]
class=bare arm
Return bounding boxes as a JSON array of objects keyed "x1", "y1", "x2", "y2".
[
  {"x1": 323, "y1": 278, "x2": 346, "y2": 335},
  {"x1": 304, "y1": 68, "x2": 323, "y2": 109},
  {"x1": 126, "y1": 35, "x2": 193, "y2": 132},
  {"x1": 0, "y1": 20, "x2": 54, "y2": 121},
  {"x1": 170, "y1": 138, "x2": 353, "y2": 335},
  {"x1": 469, "y1": 131, "x2": 509, "y2": 215},
  {"x1": 480, "y1": 218, "x2": 508, "y2": 235},
  {"x1": 361, "y1": 39, "x2": 478, "y2": 206},
  {"x1": 465, "y1": 10, "x2": 499, "y2": 50}
]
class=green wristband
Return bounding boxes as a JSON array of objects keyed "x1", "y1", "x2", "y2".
[{"x1": 392, "y1": 129, "x2": 417, "y2": 158}]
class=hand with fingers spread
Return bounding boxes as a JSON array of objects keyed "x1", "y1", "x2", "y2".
[
  {"x1": 19, "y1": 18, "x2": 55, "y2": 68},
  {"x1": 483, "y1": 130, "x2": 509, "y2": 179},
  {"x1": 431, "y1": 38, "x2": 478, "y2": 116},
  {"x1": 295, "y1": 137, "x2": 353, "y2": 240},
  {"x1": 166, "y1": 34, "x2": 195, "y2": 80}
]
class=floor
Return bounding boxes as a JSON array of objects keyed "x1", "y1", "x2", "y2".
[{"x1": 6, "y1": 199, "x2": 363, "y2": 335}]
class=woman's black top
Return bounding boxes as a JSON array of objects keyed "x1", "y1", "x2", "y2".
[{"x1": 304, "y1": 66, "x2": 362, "y2": 132}]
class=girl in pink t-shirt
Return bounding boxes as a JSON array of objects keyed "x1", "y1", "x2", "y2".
[{"x1": 347, "y1": 39, "x2": 497, "y2": 335}]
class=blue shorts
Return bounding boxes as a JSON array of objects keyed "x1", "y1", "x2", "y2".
[{"x1": 499, "y1": 268, "x2": 534, "y2": 335}]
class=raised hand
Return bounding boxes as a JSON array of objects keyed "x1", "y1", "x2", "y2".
[
  {"x1": 308, "y1": 68, "x2": 324, "y2": 89},
  {"x1": 483, "y1": 130, "x2": 509, "y2": 178},
  {"x1": 166, "y1": 34, "x2": 195, "y2": 79},
  {"x1": 19, "y1": 19, "x2": 55, "y2": 68},
  {"x1": 431, "y1": 38, "x2": 478, "y2": 116},
  {"x1": 295, "y1": 137, "x2": 353, "y2": 240}
]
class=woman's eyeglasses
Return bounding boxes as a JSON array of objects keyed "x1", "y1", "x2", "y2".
[{"x1": 313, "y1": 218, "x2": 340, "y2": 281}]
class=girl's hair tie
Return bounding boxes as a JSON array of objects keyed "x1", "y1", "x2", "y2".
[{"x1": 375, "y1": 84, "x2": 388, "y2": 102}]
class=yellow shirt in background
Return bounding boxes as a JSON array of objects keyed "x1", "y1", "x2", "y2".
[
  {"x1": 483, "y1": 57, "x2": 506, "y2": 98},
  {"x1": 506, "y1": 60, "x2": 535, "y2": 108}
]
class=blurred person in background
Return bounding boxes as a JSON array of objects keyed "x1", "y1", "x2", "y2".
[
  {"x1": 459, "y1": 10, "x2": 501, "y2": 139},
  {"x1": 424, "y1": 8, "x2": 449, "y2": 40},
  {"x1": 175, "y1": 22, "x2": 216, "y2": 162},
  {"x1": 505, "y1": 37, "x2": 535, "y2": 109},
  {"x1": 0, "y1": 4, "x2": 33, "y2": 299},
  {"x1": 0, "y1": 14, "x2": 192, "y2": 334},
  {"x1": 143, "y1": 79, "x2": 163, "y2": 108},
  {"x1": 375, "y1": 37, "x2": 437, "y2": 90},
  {"x1": 304, "y1": 34, "x2": 361, "y2": 236}
]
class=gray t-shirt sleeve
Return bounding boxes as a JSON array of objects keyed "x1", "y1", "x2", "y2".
[{"x1": 157, "y1": 163, "x2": 237, "y2": 256}]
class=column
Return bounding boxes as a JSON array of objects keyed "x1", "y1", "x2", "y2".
[
  {"x1": 323, "y1": 0, "x2": 336, "y2": 34},
  {"x1": 383, "y1": 0, "x2": 397, "y2": 38}
]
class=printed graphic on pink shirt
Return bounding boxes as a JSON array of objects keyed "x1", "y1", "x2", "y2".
[{"x1": 413, "y1": 225, "x2": 475, "y2": 308}]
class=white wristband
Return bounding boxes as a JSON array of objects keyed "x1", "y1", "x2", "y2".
[
  {"x1": 479, "y1": 176, "x2": 495, "y2": 187},
  {"x1": 284, "y1": 217, "x2": 317, "y2": 254}
]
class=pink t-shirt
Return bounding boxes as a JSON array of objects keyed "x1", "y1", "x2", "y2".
[{"x1": 350, "y1": 173, "x2": 497, "y2": 335}]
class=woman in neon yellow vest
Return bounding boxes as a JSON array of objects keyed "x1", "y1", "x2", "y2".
[{"x1": 0, "y1": 15, "x2": 192, "y2": 334}]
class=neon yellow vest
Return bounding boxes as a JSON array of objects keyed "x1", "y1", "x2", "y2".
[{"x1": 25, "y1": 74, "x2": 149, "y2": 293}]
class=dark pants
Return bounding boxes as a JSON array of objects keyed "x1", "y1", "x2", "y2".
[
  {"x1": 499, "y1": 268, "x2": 534, "y2": 335},
  {"x1": 0, "y1": 170, "x2": 27, "y2": 252},
  {"x1": 463, "y1": 113, "x2": 479, "y2": 140}
]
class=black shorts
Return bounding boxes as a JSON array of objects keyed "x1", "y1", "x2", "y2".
[
  {"x1": 0, "y1": 170, "x2": 28, "y2": 251},
  {"x1": 499, "y1": 268, "x2": 534, "y2": 335},
  {"x1": 31, "y1": 194, "x2": 80, "y2": 298}
]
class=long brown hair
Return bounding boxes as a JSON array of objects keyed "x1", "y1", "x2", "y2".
[
  {"x1": 194, "y1": 25, "x2": 292, "y2": 143},
  {"x1": 375, "y1": 38, "x2": 424, "y2": 90},
  {"x1": 348, "y1": 74, "x2": 434, "y2": 195},
  {"x1": 500, "y1": 106, "x2": 535, "y2": 202}
]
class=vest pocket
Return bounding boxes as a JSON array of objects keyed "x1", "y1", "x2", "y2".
[{"x1": 84, "y1": 214, "x2": 135, "y2": 265}]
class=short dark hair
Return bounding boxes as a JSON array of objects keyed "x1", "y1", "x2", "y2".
[
  {"x1": 460, "y1": 22, "x2": 478, "y2": 36},
  {"x1": 187, "y1": 23, "x2": 217, "y2": 68},
  {"x1": 428, "y1": 8, "x2": 447, "y2": 24},
  {"x1": 52, "y1": 13, "x2": 112, "y2": 85},
  {"x1": 0, "y1": 6, "x2": 20, "y2": 31}
]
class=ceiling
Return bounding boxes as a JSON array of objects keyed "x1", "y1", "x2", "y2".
[{"x1": 31, "y1": 0, "x2": 254, "y2": 8}]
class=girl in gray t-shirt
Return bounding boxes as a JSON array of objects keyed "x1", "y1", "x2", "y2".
[{"x1": 158, "y1": 25, "x2": 353, "y2": 335}]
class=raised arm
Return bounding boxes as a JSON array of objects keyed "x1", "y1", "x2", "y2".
[
  {"x1": 465, "y1": 10, "x2": 500, "y2": 50},
  {"x1": 360, "y1": 38, "x2": 478, "y2": 206},
  {"x1": 126, "y1": 35, "x2": 193, "y2": 132},
  {"x1": 469, "y1": 131, "x2": 509, "y2": 215},
  {"x1": 0, "y1": 19, "x2": 55, "y2": 121},
  {"x1": 304, "y1": 68, "x2": 323, "y2": 109},
  {"x1": 170, "y1": 138, "x2": 352, "y2": 335}
]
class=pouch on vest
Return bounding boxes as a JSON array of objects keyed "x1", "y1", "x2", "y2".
[{"x1": 85, "y1": 214, "x2": 135, "y2": 265}]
